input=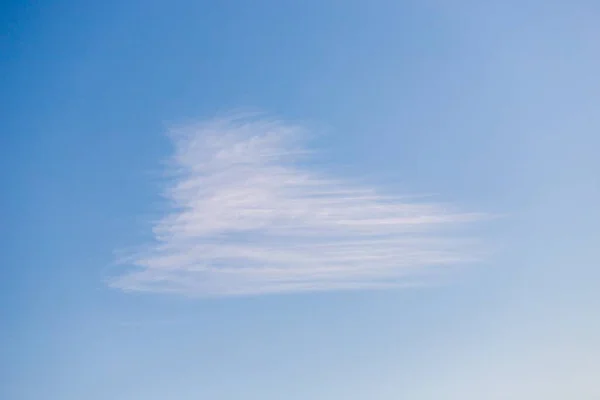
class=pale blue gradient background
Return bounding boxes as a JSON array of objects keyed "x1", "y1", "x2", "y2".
[{"x1": 1, "y1": 1, "x2": 599, "y2": 398}]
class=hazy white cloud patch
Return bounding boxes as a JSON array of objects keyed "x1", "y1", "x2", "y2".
[{"x1": 111, "y1": 114, "x2": 485, "y2": 297}]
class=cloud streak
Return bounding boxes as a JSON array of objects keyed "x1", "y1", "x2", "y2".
[{"x1": 111, "y1": 114, "x2": 485, "y2": 296}]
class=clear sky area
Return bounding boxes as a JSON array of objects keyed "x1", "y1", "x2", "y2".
[{"x1": 1, "y1": 1, "x2": 599, "y2": 398}]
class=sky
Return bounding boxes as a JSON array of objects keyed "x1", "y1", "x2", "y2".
[{"x1": 1, "y1": 0, "x2": 599, "y2": 399}]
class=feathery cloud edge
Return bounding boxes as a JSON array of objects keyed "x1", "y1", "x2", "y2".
[{"x1": 110, "y1": 114, "x2": 486, "y2": 297}]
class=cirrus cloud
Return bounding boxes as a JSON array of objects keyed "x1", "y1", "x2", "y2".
[{"x1": 110, "y1": 114, "x2": 485, "y2": 297}]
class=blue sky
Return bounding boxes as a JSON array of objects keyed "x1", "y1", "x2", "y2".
[{"x1": 1, "y1": 0, "x2": 599, "y2": 398}]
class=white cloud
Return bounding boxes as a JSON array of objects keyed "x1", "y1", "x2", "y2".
[{"x1": 111, "y1": 114, "x2": 485, "y2": 297}]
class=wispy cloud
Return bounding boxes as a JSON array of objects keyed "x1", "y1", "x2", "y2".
[{"x1": 111, "y1": 114, "x2": 485, "y2": 297}]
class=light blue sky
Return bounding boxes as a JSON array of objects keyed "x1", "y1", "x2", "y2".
[{"x1": 2, "y1": 0, "x2": 599, "y2": 398}]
